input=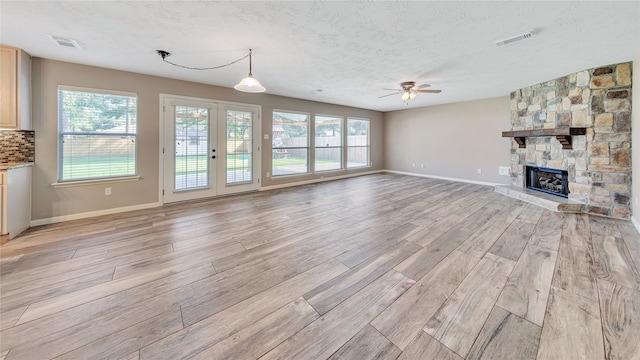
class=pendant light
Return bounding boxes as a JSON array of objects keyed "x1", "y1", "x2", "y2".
[
  {"x1": 234, "y1": 49, "x2": 266, "y2": 93},
  {"x1": 156, "y1": 48, "x2": 266, "y2": 93}
]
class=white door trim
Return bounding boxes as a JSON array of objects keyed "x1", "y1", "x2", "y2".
[{"x1": 158, "y1": 94, "x2": 262, "y2": 204}]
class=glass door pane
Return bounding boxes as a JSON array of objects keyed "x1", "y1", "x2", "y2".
[
  {"x1": 174, "y1": 106, "x2": 209, "y2": 191},
  {"x1": 315, "y1": 115, "x2": 343, "y2": 172},
  {"x1": 225, "y1": 110, "x2": 253, "y2": 184}
]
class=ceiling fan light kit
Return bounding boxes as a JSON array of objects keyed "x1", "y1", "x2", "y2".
[
  {"x1": 380, "y1": 81, "x2": 442, "y2": 103},
  {"x1": 156, "y1": 48, "x2": 265, "y2": 93}
]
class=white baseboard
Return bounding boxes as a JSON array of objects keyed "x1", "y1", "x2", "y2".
[
  {"x1": 30, "y1": 202, "x2": 162, "y2": 227},
  {"x1": 632, "y1": 216, "x2": 640, "y2": 234},
  {"x1": 260, "y1": 170, "x2": 383, "y2": 191},
  {"x1": 383, "y1": 169, "x2": 503, "y2": 187}
]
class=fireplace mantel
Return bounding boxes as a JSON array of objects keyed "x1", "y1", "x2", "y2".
[{"x1": 501, "y1": 127, "x2": 587, "y2": 149}]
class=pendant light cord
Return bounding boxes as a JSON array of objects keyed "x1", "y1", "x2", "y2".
[{"x1": 156, "y1": 49, "x2": 250, "y2": 71}]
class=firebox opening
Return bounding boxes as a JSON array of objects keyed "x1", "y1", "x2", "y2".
[{"x1": 525, "y1": 165, "x2": 569, "y2": 198}]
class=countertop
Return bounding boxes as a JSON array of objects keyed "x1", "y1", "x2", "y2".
[{"x1": 0, "y1": 162, "x2": 34, "y2": 171}]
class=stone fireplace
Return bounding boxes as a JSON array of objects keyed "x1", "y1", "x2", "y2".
[{"x1": 504, "y1": 61, "x2": 632, "y2": 219}]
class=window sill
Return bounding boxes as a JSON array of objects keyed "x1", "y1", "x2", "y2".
[
  {"x1": 52, "y1": 176, "x2": 141, "y2": 188},
  {"x1": 270, "y1": 172, "x2": 311, "y2": 180}
]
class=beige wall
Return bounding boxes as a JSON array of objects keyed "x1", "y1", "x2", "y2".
[
  {"x1": 383, "y1": 96, "x2": 512, "y2": 184},
  {"x1": 633, "y1": 53, "x2": 639, "y2": 225},
  {"x1": 31, "y1": 59, "x2": 383, "y2": 221}
]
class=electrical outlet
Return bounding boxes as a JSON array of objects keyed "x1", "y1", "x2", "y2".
[
  {"x1": 105, "y1": 187, "x2": 112, "y2": 196},
  {"x1": 412, "y1": 163, "x2": 415, "y2": 167},
  {"x1": 499, "y1": 166, "x2": 510, "y2": 176},
  {"x1": 266, "y1": 172, "x2": 270, "y2": 178},
  {"x1": 477, "y1": 168, "x2": 482, "y2": 174},
  {"x1": 421, "y1": 164, "x2": 425, "y2": 168}
]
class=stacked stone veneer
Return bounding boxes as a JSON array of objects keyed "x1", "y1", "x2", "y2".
[
  {"x1": 0, "y1": 130, "x2": 35, "y2": 163},
  {"x1": 509, "y1": 62, "x2": 632, "y2": 219}
]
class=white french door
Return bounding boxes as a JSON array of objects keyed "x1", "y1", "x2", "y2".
[
  {"x1": 162, "y1": 97, "x2": 218, "y2": 203},
  {"x1": 161, "y1": 95, "x2": 261, "y2": 204}
]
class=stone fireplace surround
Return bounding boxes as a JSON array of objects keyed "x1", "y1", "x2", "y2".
[{"x1": 503, "y1": 61, "x2": 632, "y2": 219}]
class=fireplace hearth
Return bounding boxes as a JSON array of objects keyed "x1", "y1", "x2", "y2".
[{"x1": 525, "y1": 165, "x2": 569, "y2": 198}]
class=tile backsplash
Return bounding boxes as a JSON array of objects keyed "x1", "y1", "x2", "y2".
[{"x1": 0, "y1": 130, "x2": 35, "y2": 163}]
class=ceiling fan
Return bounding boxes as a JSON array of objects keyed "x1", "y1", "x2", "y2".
[{"x1": 380, "y1": 81, "x2": 442, "y2": 102}]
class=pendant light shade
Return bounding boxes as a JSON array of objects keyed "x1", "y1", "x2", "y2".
[
  {"x1": 234, "y1": 49, "x2": 266, "y2": 93},
  {"x1": 234, "y1": 75, "x2": 266, "y2": 93}
]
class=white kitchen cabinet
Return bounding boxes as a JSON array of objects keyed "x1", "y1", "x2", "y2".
[
  {"x1": 0, "y1": 45, "x2": 31, "y2": 130},
  {"x1": 1, "y1": 165, "x2": 32, "y2": 239}
]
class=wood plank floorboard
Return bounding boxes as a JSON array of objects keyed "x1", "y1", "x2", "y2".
[
  {"x1": 140, "y1": 259, "x2": 348, "y2": 360},
  {"x1": 181, "y1": 243, "x2": 346, "y2": 326},
  {"x1": 551, "y1": 213, "x2": 599, "y2": 300},
  {"x1": 1, "y1": 173, "x2": 638, "y2": 359},
  {"x1": 327, "y1": 324, "x2": 401, "y2": 360},
  {"x1": 0, "y1": 263, "x2": 216, "y2": 350},
  {"x1": 591, "y1": 233, "x2": 640, "y2": 290},
  {"x1": 304, "y1": 241, "x2": 420, "y2": 315},
  {"x1": 487, "y1": 219, "x2": 536, "y2": 261},
  {"x1": 618, "y1": 219, "x2": 640, "y2": 270},
  {"x1": 189, "y1": 297, "x2": 320, "y2": 360},
  {"x1": 423, "y1": 253, "x2": 516, "y2": 357},
  {"x1": 0, "y1": 307, "x2": 25, "y2": 332},
  {"x1": 398, "y1": 331, "x2": 463, "y2": 360},
  {"x1": 456, "y1": 202, "x2": 522, "y2": 259},
  {"x1": 495, "y1": 244, "x2": 557, "y2": 326},
  {"x1": 465, "y1": 306, "x2": 541, "y2": 360},
  {"x1": 372, "y1": 250, "x2": 479, "y2": 350},
  {"x1": 260, "y1": 270, "x2": 413, "y2": 360},
  {"x1": 597, "y1": 280, "x2": 640, "y2": 360},
  {"x1": 527, "y1": 211, "x2": 563, "y2": 251},
  {"x1": 536, "y1": 286, "x2": 605, "y2": 360}
]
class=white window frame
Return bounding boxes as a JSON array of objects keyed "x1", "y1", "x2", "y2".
[
  {"x1": 271, "y1": 109, "x2": 311, "y2": 178},
  {"x1": 346, "y1": 117, "x2": 370, "y2": 169},
  {"x1": 314, "y1": 114, "x2": 344, "y2": 173},
  {"x1": 54, "y1": 85, "x2": 139, "y2": 186}
]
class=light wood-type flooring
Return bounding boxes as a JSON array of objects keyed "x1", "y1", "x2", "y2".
[{"x1": 1, "y1": 173, "x2": 639, "y2": 360}]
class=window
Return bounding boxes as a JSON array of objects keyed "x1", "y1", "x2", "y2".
[
  {"x1": 173, "y1": 105, "x2": 209, "y2": 191},
  {"x1": 315, "y1": 115, "x2": 343, "y2": 172},
  {"x1": 272, "y1": 111, "x2": 309, "y2": 176},
  {"x1": 58, "y1": 87, "x2": 137, "y2": 182},
  {"x1": 347, "y1": 118, "x2": 370, "y2": 168},
  {"x1": 226, "y1": 109, "x2": 253, "y2": 184}
]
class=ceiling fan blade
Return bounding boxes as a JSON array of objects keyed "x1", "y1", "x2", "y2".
[
  {"x1": 383, "y1": 88, "x2": 402, "y2": 91},
  {"x1": 417, "y1": 84, "x2": 431, "y2": 89},
  {"x1": 379, "y1": 92, "x2": 401, "y2": 98},
  {"x1": 415, "y1": 89, "x2": 442, "y2": 93}
]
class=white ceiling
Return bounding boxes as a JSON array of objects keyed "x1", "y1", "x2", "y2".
[{"x1": 1, "y1": 1, "x2": 638, "y2": 112}]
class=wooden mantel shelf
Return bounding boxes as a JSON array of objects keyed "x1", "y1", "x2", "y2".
[{"x1": 501, "y1": 127, "x2": 587, "y2": 150}]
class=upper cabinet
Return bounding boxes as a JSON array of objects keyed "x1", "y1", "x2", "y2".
[{"x1": 0, "y1": 46, "x2": 31, "y2": 130}]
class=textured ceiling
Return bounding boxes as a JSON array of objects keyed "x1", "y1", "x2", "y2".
[{"x1": 1, "y1": 1, "x2": 638, "y2": 112}]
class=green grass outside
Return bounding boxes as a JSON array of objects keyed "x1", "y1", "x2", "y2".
[
  {"x1": 62, "y1": 155, "x2": 252, "y2": 179},
  {"x1": 62, "y1": 154, "x2": 341, "y2": 180},
  {"x1": 272, "y1": 156, "x2": 337, "y2": 167}
]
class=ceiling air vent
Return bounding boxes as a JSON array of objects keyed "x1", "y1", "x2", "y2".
[
  {"x1": 48, "y1": 35, "x2": 81, "y2": 49},
  {"x1": 495, "y1": 30, "x2": 536, "y2": 46}
]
